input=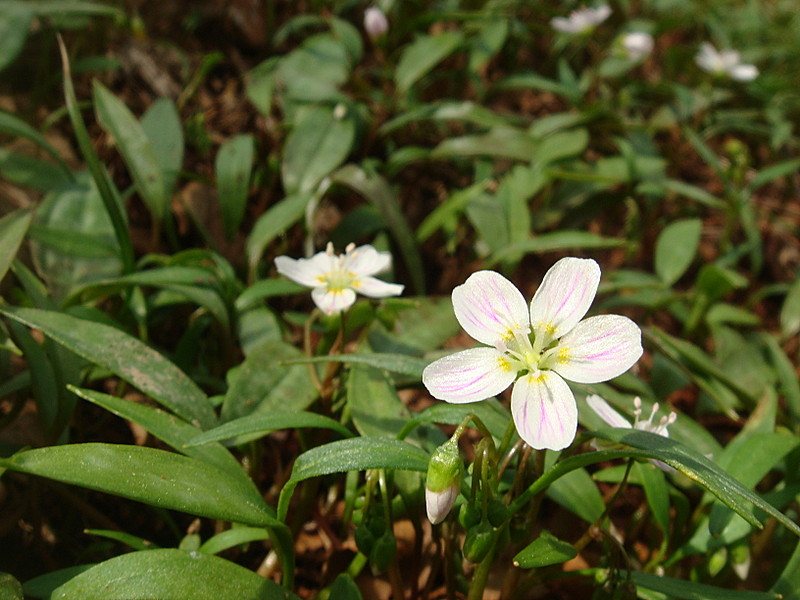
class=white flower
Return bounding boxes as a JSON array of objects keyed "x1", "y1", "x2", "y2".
[
  {"x1": 422, "y1": 258, "x2": 642, "y2": 451},
  {"x1": 274, "y1": 242, "x2": 404, "y2": 315},
  {"x1": 587, "y1": 395, "x2": 676, "y2": 471},
  {"x1": 364, "y1": 6, "x2": 389, "y2": 40},
  {"x1": 620, "y1": 32, "x2": 654, "y2": 61},
  {"x1": 550, "y1": 5, "x2": 611, "y2": 35},
  {"x1": 426, "y1": 484, "x2": 459, "y2": 525},
  {"x1": 694, "y1": 42, "x2": 758, "y2": 82}
]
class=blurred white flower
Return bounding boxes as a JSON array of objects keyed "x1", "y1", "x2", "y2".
[
  {"x1": 587, "y1": 395, "x2": 677, "y2": 471},
  {"x1": 551, "y1": 5, "x2": 611, "y2": 35},
  {"x1": 275, "y1": 242, "x2": 403, "y2": 315},
  {"x1": 695, "y1": 42, "x2": 758, "y2": 81},
  {"x1": 364, "y1": 6, "x2": 389, "y2": 40},
  {"x1": 621, "y1": 32, "x2": 654, "y2": 61},
  {"x1": 422, "y1": 258, "x2": 642, "y2": 451}
]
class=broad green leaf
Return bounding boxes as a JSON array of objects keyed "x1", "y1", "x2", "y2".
[
  {"x1": 748, "y1": 157, "x2": 800, "y2": 192},
  {"x1": 278, "y1": 437, "x2": 430, "y2": 520},
  {"x1": 659, "y1": 179, "x2": 725, "y2": 209},
  {"x1": 347, "y1": 365, "x2": 412, "y2": 438},
  {"x1": 0, "y1": 4, "x2": 33, "y2": 72},
  {"x1": 632, "y1": 571, "x2": 778, "y2": 600},
  {"x1": 416, "y1": 180, "x2": 489, "y2": 243},
  {"x1": 199, "y1": 527, "x2": 270, "y2": 555},
  {"x1": 30, "y1": 177, "x2": 123, "y2": 301},
  {"x1": 368, "y1": 297, "x2": 460, "y2": 353},
  {"x1": 235, "y1": 279, "x2": 307, "y2": 311},
  {"x1": 466, "y1": 192, "x2": 508, "y2": 255},
  {"x1": 432, "y1": 128, "x2": 535, "y2": 161},
  {"x1": 0, "y1": 306, "x2": 216, "y2": 428},
  {"x1": 780, "y1": 277, "x2": 800, "y2": 339},
  {"x1": 332, "y1": 165, "x2": 424, "y2": 293},
  {"x1": 546, "y1": 466, "x2": 604, "y2": 524},
  {"x1": 23, "y1": 566, "x2": 95, "y2": 600},
  {"x1": 0, "y1": 148, "x2": 71, "y2": 192},
  {"x1": 655, "y1": 219, "x2": 702, "y2": 286},
  {"x1": 246, "y1": 192, "x2": 310, "y2": 278},
  {"x1": 468, "y1": 18, "x2": 508, "y2": 72},
  {"x1": 186, "y1": 411, "x2": 353, "y2": 447},
  {"x1": 394, "y1": 31, "x2": 463, "y2": 93},
  {"x1": 275, "y1": 34, "x2": 350, "y2": 103},
  {"x1": 221, "y1": 340, "x2": 318, "y2": 421},
  {"x1": 69, "y1": 386, "x2": 241, "y2": 474},
  {"x1": 0, "y1": 572, "x2": 23, "y2": 600},
  {"x1": 0, "y1": 208, "x2": 32, "y2": 284},
  {"x1": 513, "y1": 530, "x2": 577, "y2": 569},
  {"x1": 284, "y1": 353, "x2": 428, "y2": 378},
  {"x1": 0, "y1": 444, "x2": 278, "y2": 528},
  {"x1": 398, "y1": 399, "x2": 510, "y2": 443},
  {"x1": 51, "y1": 549, "x2": 298, "y2": 600},
  {"x1": 282, "y1": 104, "x2": 354, "y2": 195},
  {"x1": 216, "y1": 134, "x2": 255, "y2": 238},
  {"x1": 140, "y1": 98, "x2": 184, "y2": 198},
  {"x1": 93, "y1": 81, "x2": 168, "y2": 223},
  {"x1": 534, "y1": 129, "x2": 589, "y2": 165},
  {"x1": 490, "y1": 231, "x2": 626, "y2": 265},
  {"x1": 380, "y1": 101, "x2": 512, "y2": 135},
  {"x1": 760, "y1": 333, "x2": 800, "y2": 422},
  {"x1": 328, "y1": 574, "x2": 363, "y2": 600}
]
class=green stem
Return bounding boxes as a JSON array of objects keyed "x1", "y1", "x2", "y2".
[
  {"x1": 573, "y1": 459, "x2": 634, "y2": 553},
  {"x1": 466, "y1": 538, "x2": 498, "y2": 600}
]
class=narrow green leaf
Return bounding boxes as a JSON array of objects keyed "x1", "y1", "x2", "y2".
[
  {"x1": 0, "y1": 306, "x2": 217, "y2": 428},
  {"x1": 513, "y1": 530, "x2": 577, "y2": 569},
  {"x1": 0, "y1": 110, "x2": 71, "y2": 173},
  {"x1": 771, "y1": 538, "x2": 800, "y2": 600},
  {"x1": 332, "y1": 165, "x2": 424, "y2": 293},
  {"x1": 398, "y1": 399, "x2": 510, "y2": 443},
  {"x1": 51, "y1": 549, "x2": 299, "y2": 600},
  {"x1": 395, "y1": 31, "x2": 463, "y2": 93},
  {"x1": 199, "y1": 527, "x2": 270, "y2": 555},
  {"x1": 283, "y1": 353, "x2": 428, "y2": 378},
  {"x1": 58, "y1": 38, "x2": 134, "y2": 273},
  {"x1": 69, "y1": 386, "x2": 242, "y2": 474},
  {"x1": 93, "y1": 81, "x2": 168, "y2": 223},
  {"x1": 432, "y1": 128, "x2": 536, "y2": 161},
  {"x1": 368, "y1": 297, "x2": 460, "y2": 353},
  {"x1": 546, "y1": 466, "x2": 604, "y2": 524},
  {"x1": 380, "y1": 101, "x2": 512, "y2": 135},
  {"x1": 0, "y1": 444, "x2": 279, "y2": 528},
  {"x1": 655, "y1": 219, "x2": 702, "y2": 286},
  {"x1": 634, "y1": 461, "x2": 671, "y2": 538},
  {"x1": 84, "y1": 529, "x2": 159, "y2": 551},
  {"x1": 0, "y1": 148, "x2": 71, "y2": 192},
  {"x1": 186, "y1": 411, "x2": 353, "y2": 447},
  {"x1": 278, "y1": 437, "x2": 429, "y2": 520},
  {"x1": 347, "y1": 365, "x2": 412, "y2": 438},
  {"x1": 632, "y1": 571, "x2": 778, "y2": 600},
  {"x1": 780, "y1": 277, "x2": 800, "y2": 339},
  {"x1": 216, "y1": 134, "x2": 255, "y2": 238},
  {"x1": 0, "y1": 208, "x2": 32, "y2": 284},
  {"x1": 489, "y1": 231, "x2": 626, "y2": 266}
]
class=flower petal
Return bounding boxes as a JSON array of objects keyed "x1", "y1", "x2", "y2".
[
  {"x1": 274, "y1": 255, "x2": 326, "y2": 287},
  {"x1": 529, "y1": 257, "x2": 601, "y2": 340},
  {"x1": 422, "y1": 347, "x2": 516, "y2": 404},
  {"x1": 343, "y1": 245, "x2": 392, "y2": 277},
  {"x1": 729, "y1": 63, "x2": 758, "y2": 81},
  {"x1": 354, "y1": 276, "x2": 404, "y2": 298},
  {"x1": 311, "y1": 287, "x2": 357, "y2": 314},
  {"x1": 585, "y1": 394, "x2": 631, "y2": 428},
  {"x1": 510, "y1": 371, "x2": 577, "y2": 451},
  {"x1": 551, "y1": 315, "x2": 642, "y2": 384},
  {"x1": 452, "y1": 271, "x2": 530, "y2": 347}
]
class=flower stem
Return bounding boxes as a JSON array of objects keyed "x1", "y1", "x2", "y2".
[{"x1": 574, "y1": 459, "x2": 634, "y2": 553}]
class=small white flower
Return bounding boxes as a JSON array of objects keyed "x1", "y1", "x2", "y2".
[
  {"x1": 422, "y1": 258, "x2": 642, "y2": 451},
  {"x1": 695, "y1": 42, "x2": 758, "y2": 81},
  {"x1": 551, "y1": 5, "x2": 611, "y2": 35},
  {"x1": 275, "y1": 242, "x2": 403, "y2": 315},
  {"x1": 364, "y1": 6, "x2": 389, "y2": 40},
  {"x1": 620, "y1": 32, "x2": 654, "y2": 61},
  {"x1": 587, "y1": 395, "x2": 677, "y2": 470}
]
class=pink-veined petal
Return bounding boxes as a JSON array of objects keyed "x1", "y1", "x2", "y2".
[
  {"x1": 422, "y1": 347, "x2": 516, "y2": 404},
  {"x1": 510, "y1": 371, "x2": 577, "y2": 451},
  {"x1": 343, "y1": 245, "x2": 392, "y2": 277},
  {"x1": 552, "y1": 315, "x2": 642, "y2": 384},
  {"x1": 311, "y1": 287, "x2": 357, "y2": 314},
  {"x1": 426, "y1": 484, "x2": 459, "y2": 525},
  {"x1": 452, "y1": 271, "x2": 530, "y2": 347},
  {"x1": 585, "y1": 394, "x2": 631, "y2": 428},
  {"x1": 529, "y1": 257, "x2": 601, "y2": 340},
  {"x1": 275, "y1": 255, "x2": 326, "y2": 287},
  {"x1": 353, "y1": 276, "x2": 404, "y2": 298}
]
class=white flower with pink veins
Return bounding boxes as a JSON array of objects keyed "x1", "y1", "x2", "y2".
[
  {"x1": 422, "y1": 258, "x2": 643, "y2": 451},
  {"x1": 550, "y1": 5, "x2": 611, "y2": 35},
  {"x1": 275, "y1": 242, "x2": 404, "y2": 315}
]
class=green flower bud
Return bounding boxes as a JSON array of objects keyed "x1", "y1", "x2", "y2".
[
  {"x1": 458, "y1": 503, "x2": 481, "y2": 529},
  {"x1": 369, "y1": 530, "x2": 397, "y2": 574},
  {"x1": 425, "y1": 439, "x2": 462, "y2": 524},
  {"x1": 487, "y1": 499, "x2": 509, "y2": 528}
]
